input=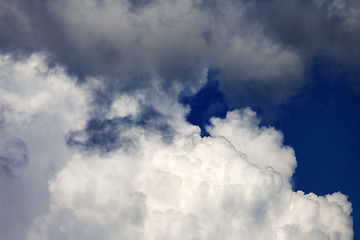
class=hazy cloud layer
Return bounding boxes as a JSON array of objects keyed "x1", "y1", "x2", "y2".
[{"x1": 0, "y1": 54, "x2": 353, "y2": 240}]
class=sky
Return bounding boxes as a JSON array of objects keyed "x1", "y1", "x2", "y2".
[{"x1": 0, "y1": 0, "x2": 359, "y2": 239}]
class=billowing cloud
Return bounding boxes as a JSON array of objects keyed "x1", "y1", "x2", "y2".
[
  {"x1": 0, "y1": 0, "x2": 302, "y2": 82},
  {"x1": 28, "y1": 96, "x2": 353, "y2": 240},
  {"x1": 3, "y1": 0, "x2": 359, "y2": 105},
  {"x1": 1, "y1": 0, "x2": 358, "y2": 238},
  {"x1": 0, "y1": 54, "x2": 353, "y2": 240},
  {"x1": 50, "y1": 0, "x2": 303, "y2": 81}
]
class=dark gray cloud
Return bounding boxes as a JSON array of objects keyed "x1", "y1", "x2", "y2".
[
  {"x1": 0, "y1": 0, "x2": 296, "y2": 96},
  {"x1": 0, "y1": 138, "x2": 28, "y2": 178},
  {"x1": 67, "y1": 105, "x2": 174, "y2": 153},
  {"x1": 264, "y1": 0, "x2": 360, "y2": 67},
  {"x1": 1, "y1": 0, "x2": 359, "y2": 108},
  {"x1": 1, "y1": 0, "x2": 359, "y2": 172}
]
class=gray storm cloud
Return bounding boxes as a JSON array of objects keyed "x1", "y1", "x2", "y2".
[
  {"x1": 1, "y1": 0, "x2": 359, "y2": 103},
  {"x1": 0, "y1": 54, "x2": 354, "y2": 240}
]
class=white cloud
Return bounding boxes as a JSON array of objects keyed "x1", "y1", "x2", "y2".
[
  {"x1": 27, "y1": 108, "x2": 353, "y2": 239},
  {"x1": 207, "y1": 109, "x2": 296, "y2": 181},
  {"x1": 0, "y1": 0, "x2": 359, "y2": 236},
  {"x1": 0, "y1": 54, "x2": 353, "y2": 240},
  {"x1": 0, "y1": 53, "x2": 87, "y2": 240}
]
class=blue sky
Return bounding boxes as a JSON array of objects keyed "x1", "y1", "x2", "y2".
[
  {"x1": 0, "y1": 0, "x2": 359, "y2": 239},
  {"x1": 280, "y1": 58, "x2": 360, "y2": 237}
]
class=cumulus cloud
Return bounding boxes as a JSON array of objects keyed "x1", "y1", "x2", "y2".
[
  {"x1": 0, "y1": 53, "x2": 352, "y2": 240},
  {"x1": 0, "y1": 0, "x2": 357, "y2": 238},
  {"x1": 26, "y1": 96, "x2": 353, "y2": 240}
]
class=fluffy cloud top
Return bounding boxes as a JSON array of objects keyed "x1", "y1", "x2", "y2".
[{"x1": 0, "y1": 54, "x2": 353, "y2": 240}]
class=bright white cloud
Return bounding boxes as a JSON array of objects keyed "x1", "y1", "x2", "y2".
[
  {"x1": 27, "y1": 108, "x2": 353, "y2": 240},
  {"x1": 0, "y1": 53, "x2": 349, "y2": 240},
  {"x1": 0, "y1": 54, "x2": 353, "y2": 240},
  {"x1": 207, "y1": 109, "x2": 296, "y2": 181}
]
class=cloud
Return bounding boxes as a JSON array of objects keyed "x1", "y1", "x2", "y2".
[
  {"x1": 26, "y1": 103, "x2": 353, "y2": 239},
  {"x1": 0, "y1": 53, "x2": 87, "y2": 240},
  {"x1": 265, "y1": 0, "x2": 360, "y2": 70},
  {"x1": 0, "y1": 137, "x2": 29, "y2": 178},
  {"x1": 0, "y1": 0, "x2": 357, "y2": 238},
  {"x1": 0, "y1": 53, "x2": 351, "y2": 240},
  {"x1": 207, "y1": 108, "x2": 296, "y2": 181},
  {"x1": 1, "y1": 0, "x2": 359, "y2": 102},
  {"x1": 0, "y1": 0, "x2": 304, "y2": 104},
  {"x1": 66, "y1": 105, "x2": 174, "y2": 153}
]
